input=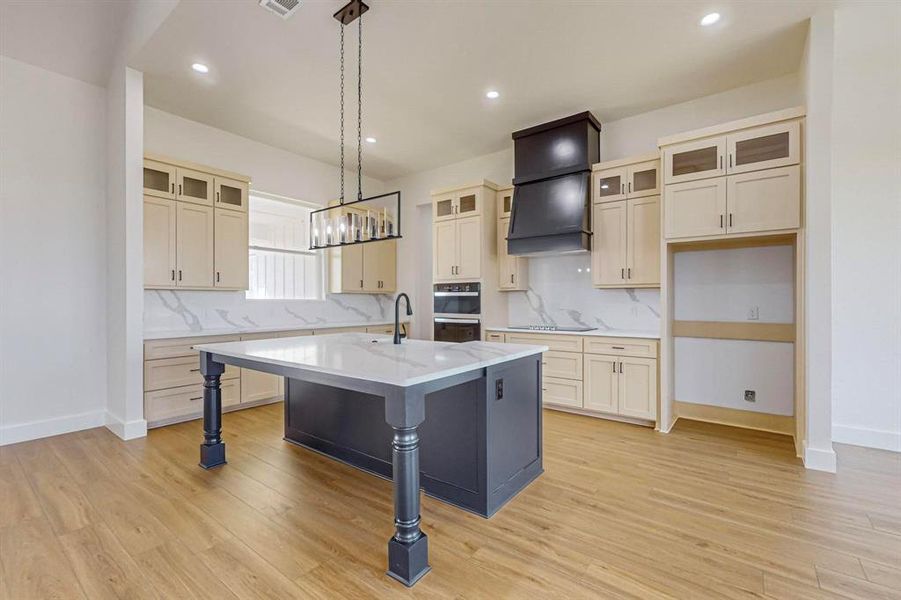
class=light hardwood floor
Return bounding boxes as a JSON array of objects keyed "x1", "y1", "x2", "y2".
[{"x1": 1, "y1": 404, "x2": 899, "y2": 599}]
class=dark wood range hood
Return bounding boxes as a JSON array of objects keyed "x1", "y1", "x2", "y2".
[{"x1": 507, "y1": 112, "x2": 602, "y2": 256}]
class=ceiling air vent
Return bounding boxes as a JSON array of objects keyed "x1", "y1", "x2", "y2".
[{"x1": 259, "y1": 0, "x2": 301, "y2": 20}]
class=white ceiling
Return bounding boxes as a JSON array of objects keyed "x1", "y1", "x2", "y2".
[
  {"x1": 0, "y1": 0, "x2": 135, "y2": 86},
  {"x1": 4, "y1": 1, "x2": 823, "y2": 181}
]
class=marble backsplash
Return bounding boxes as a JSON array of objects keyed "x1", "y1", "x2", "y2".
[
  {"x1": 144, "y1": 290, "x2": 396, "y2": 336},
  {"x1": 506, "y1": 254, "x2": 660, "y2": 334}
]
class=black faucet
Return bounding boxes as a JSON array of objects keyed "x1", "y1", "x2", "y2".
[{"x1": 394, "y1": 293, "x2": 413, "y2": 344}]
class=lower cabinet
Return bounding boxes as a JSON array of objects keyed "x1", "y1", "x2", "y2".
[
  {"x1": 584, "y1": 354, "x2": 657, "y2": 420},
  {"x1": 240, "y1": 332, "x2": 283, "y2": 404},
  {"x1": 144, "y1": 380, "x2": 241, "y2": 425},
  {"x1": 485, "y1": 329, "x2": 659, "y2": 425}
]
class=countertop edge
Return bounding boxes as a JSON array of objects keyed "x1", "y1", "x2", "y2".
[
  {"x1": 144, "y1": 320, "x2": 411, "y2": 341},
  {"x1": 484, "y1": 326, "x2": 660, "y2": 340}
]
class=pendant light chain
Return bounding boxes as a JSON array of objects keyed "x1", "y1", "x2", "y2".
[
  {"x1": 356, "y1": 13, "x2": 363, "y2": 201},
  {"x1": 338, "y1": 23, "x2": 345, "y2": 204}
]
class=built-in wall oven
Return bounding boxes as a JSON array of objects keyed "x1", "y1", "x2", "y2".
[{"x1": 433, "y1": 282, "x2": 481, "y2": 342}]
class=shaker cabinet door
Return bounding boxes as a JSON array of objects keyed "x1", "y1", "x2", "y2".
[
  {"x1": 143, "y1": 160, "x2": 177, "y2": 199},
  {"x1": 663, "y1": 137, "x2": 726, "y2": 185},
  {"x1": 214, "y1": 176, "x2": 248, "y2": 212},
  {"x1": 143, "y1": 197, "x2": 177, "y2": 287},
  {"x1": 591, "y1": 201, "x2": 627, "y2": 286},
  {"x1": 176, "y1": 203, "x2": 215, "y2": 288},
  {"x1": 619, "y1": 357, "x2": 657, "y2": 420},
  {"x1": 626, "y1": 196, "x2": 660, "y2": 286},
  {"x1": 583, "y1": 354, "x2": 619, "y2": 414},
  {"x1": 664, "y1": 178, "x2": 727, "y2": 239},
  {"x1": 214, "y1": 209, "x2": 248, "y2": 289},
  {"x1": 432, "y1": 221, "x2": 457, "y2": 281},
  {"x1": 177, "y1": 167, "x2": 214, "y2": 206},
  {"x1": 726, "y1": 165, "x2": 800, "y2": 234},
  {"x1": 455, "y1": 216, "x2": 481, "y2": 280},
  {"x1": 726, "y1": 121, "x2": 800, "y2": 175},
  {"x1": 627, "y1": 160, "x2": 660, "y2": 198}
]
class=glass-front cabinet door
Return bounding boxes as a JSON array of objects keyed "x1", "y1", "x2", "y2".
[
  {"x1": 592, "y1": 168, "x2": 627, "y2": 203},
  {"x1": 663, "y1": 137, "x2": 726, "y2": 185},
  {"x1": 627, "y1": 160, "x2": 660, "y2": 198},
  {"x1": 456, "y1": 190, "x2": 480, "y2": 218},
  {"x1": 214, "y1": 176, "x2": 248, "y2": 212},
  {"x1": 726, "y1": 121, "x2": 800, "y2": 175},
  {"x1": 433, "y1": 195, "x2": 455, "y2": 222},
  {"x1": 144, "y1": 160, "x2": 177, "y2": 199},
  {"x1": 177, "y1": 168, "x2": 214, "y2": 206}
]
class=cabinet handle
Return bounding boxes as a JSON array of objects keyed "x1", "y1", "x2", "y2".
[
  {"x1": 720, "y1": 214, "x2": 724, "y2": 229},
  {"x1": 719, "y1": 155, "x2": 723, "y2": 170},
  {"x1": 619, "y1": 362, "x2": 623, "y2": 372},
  {"x1": 216, "y1": 191, "x2": 220, "y2": 203},
  {"x1": 627, "y1": 267, "x2": 631, "y2": 279},
  {"x1": 189, "y1": 396, "x2": 202, "y2": 401},
  {"x1": 628, "y1": 182, "x2": 632, "y2": 193},
  {"x1": 621, "y1": 183, "x2": 624, "y2": 195},
  {"x1": 216, "y1": 271, "x2": 220, "y2": 283},
  {"x1": 360, "y1": 279, "x2": 363, "y2": 288},
  {"x1": 171, "y1": 269, "x2": 175, "y2": 281},
  {"x1": 729, "y1": 153, "x2": 733, "y2": 168},
  {"x1": 178, "y1": 183, "x2": 182, "y2": 196},
  {"x1": 612, "y1": 361, "x2": 617, "y2": 373},
  {"x1": 511, "y1": 274, "x2": 514, "y2": 283},
  {"x1": 171, "y1": 183, "x2": 175, "y2": 194},
  {"x1": 621, "y1": 267, "x2": 625, "y2": 280},
  {"x1": 178, "y1": 270, "x2": 182, "y2": 281},
  {"x1": 612, "y1": 346, "x2": 625, "y2": 350},
  {"x1": 190, "y1": 368, "x2": 200, "y2": 372},
  {"x1": 729, "y1": 213, "x2": 733, "y2": 227}
]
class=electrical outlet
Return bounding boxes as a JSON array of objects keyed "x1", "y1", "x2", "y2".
[
  {"x1": 747, "y1": 306, "x2": 760, "y2": 320},
  {"x1": 744, "y1": 390, "x2": 756, "y2": 403},
  {"x1": 496, "y1": 378, "x2": 504, "y2": 400}
]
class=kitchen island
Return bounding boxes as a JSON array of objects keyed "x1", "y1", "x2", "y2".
[{"x1": 193, "y1": 332, "x2": 547, "y2": 586}]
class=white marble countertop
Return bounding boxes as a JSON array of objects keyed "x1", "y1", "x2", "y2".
[
  {"x1": 484, "y1": 326, "x2": 660, "y2": 340},
  {"x1": 194, "y1": 333, "x2": 548, "y2": 387},
  {"x1": 144, "y1": 320, "x2": 409, "y2": 341}
]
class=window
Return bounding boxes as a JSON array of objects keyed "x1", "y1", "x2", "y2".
[{"x1": 246, "y1": 193, "x2": 324, "y2": 300}]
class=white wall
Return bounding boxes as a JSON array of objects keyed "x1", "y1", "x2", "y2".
[
  {"x1": 0, "y1": 57, "x2": 109, "y2": 444},
  {"x1": 143, "y1": 108, "x2": 394, "y2": 337},
  {"x1": 830, "y1": 3, "x2": 901, "y2": 452},
  {"x1": 600, "y1": 73, "x2": 803, "y2": 161}
]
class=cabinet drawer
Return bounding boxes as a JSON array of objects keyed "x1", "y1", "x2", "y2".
[
  {"x1": 542, "y1": 376, "x2": 583, "y2": 409},
  {"x1": 504, "y1": 332, "x2": 583, "y2": 353},
  {"x1": 485, "y1": 331, "x2": 505, "y2": 343},
  {"x1": 584, "y1": 337, "x2": 657, "y2": 358},
  {"x1": 145, "y1": 379, "x2": 240, "y2": 425},
  {"x1": 366, "y1": 325, "x2": 395, "y2": 335},
  {"x1": 541, "y1": 351, "x2": 583, "y2": 380},
  {"x1": 277, "y1": 329, "x2": 314, "y2": 338},
  {"x1": 144, "y1": 335, "x2": 240, "y2": 360},
  {"x1": 144, "y1": 356, "x2": 239, "y2": 392}
]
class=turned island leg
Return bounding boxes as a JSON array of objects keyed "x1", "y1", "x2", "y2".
[
  {"x1": 198, "y1": 351, "x2": 227, "y2": 469},
  {"x1": 385, "y1": 389, "x2": 430, "y2": 586}
]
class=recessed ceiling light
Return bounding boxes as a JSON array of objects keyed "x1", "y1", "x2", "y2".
[
  {"x1": 365, "y1": 137, "x2": 377, "y2": 143},
  {"x1": 700, "y1": 12, "x2": 720, "y2": 26},
  {"x1": 486, "y1": 90, "x2": 500, "y2": 99},
  {"x1": 192, "y1": 63, "x2": 209, "y2": 73}
]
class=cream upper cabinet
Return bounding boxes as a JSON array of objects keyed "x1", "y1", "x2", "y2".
[
  {"x1": 726, "y1": 121, "x2": 800, "y2": 175},
  {"x1": 627, "y1": 196, "x2": 660, "y2": 285},
  {"x1": 497, "y1": 188, "x2": 514, "y2": 218},
  {"x1": 144, "y1": 197, "x2": 177, "y2": 287},
  {"x1": 497, "y1": 217, "x2": 527, "y2": 291},
  {"x1": 214, "y1": 176, "x2": 248, "y2": 212},
  {"x1": 592, "y1": 167, "x2": 628, "y2": 203},
  {"x1": 176, "y1": 167, "x2": 214, "y2": 206},
  {"x1": 214, "y1": 209, "x2": 248, "y2": 289},
  {"x1": 664, "y1": 177, "x2": 727, "y2": 239},
  {"x1": 433, "y1": 220, "x2": 457, "y2": 281},
  {"x1": 144, "y1": 160, "x2": 177, "y2": 199},
  {"x1": 362, "y1": 239, "x2": 397, "y2": 292},
  {"x1": 726, "y1": 165, "x2": 800, "y2": 234},
  {"x1": 329, "y1": 243, "x2": 363, "y2": 292},
  {"x1": 583, "y1": 354, "x2": 618, "y2": 413},
  {"x1": 176, "y1": 203, "x2": 215, "y2": 287},
  {"x1": 456, "y1": 215, "x2": 482, "y2": 280},
  {"x1": 627, "y1": 160, "x2": 660, "y2": 198},
  {"x1": 618, "y1": 357, "x2": 657, "y2": 420},
  {"x1": 591, "y1": 201, "x2": 627, "y2": 286},
  {"x1": 663, "y1": 137, "x2": 727, "y2": 185},
  {"x1": 433, "y1": 187, "x2": 481, "y2": 221}
]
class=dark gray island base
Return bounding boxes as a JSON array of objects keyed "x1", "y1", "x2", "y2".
[
  {"x1": 283, "y1": 354, "x2": 543, "y2": 518},
  {"x1": 191, "y1": 333, "x2": 547, "y2": 587}
]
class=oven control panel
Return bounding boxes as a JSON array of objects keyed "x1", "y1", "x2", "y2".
[{"x1": 434, "y1": 282, "x2": 480, "y2": 294}]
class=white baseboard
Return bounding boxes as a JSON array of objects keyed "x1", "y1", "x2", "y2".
[
  {"x1": 833, "y1": 424, "x2": 901, "y2": 453},
  {"x1": 803, "y1": 441, "x2": 837, "y2": 472},
  {"x1": 0, "y1": 410, "x2": 106, "y2": 446},
  {"x1": 105, "y1": 412, "x2": 148, "y2": 440}
]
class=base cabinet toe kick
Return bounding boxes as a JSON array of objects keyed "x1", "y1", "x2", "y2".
[{"x1": 192, "y1": 338, "x2": 544, "y2": 587}]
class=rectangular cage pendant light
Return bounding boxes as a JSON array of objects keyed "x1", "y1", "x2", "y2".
[{"x1": 309, "y1": 191, "x2": 401, "y2": 249}]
